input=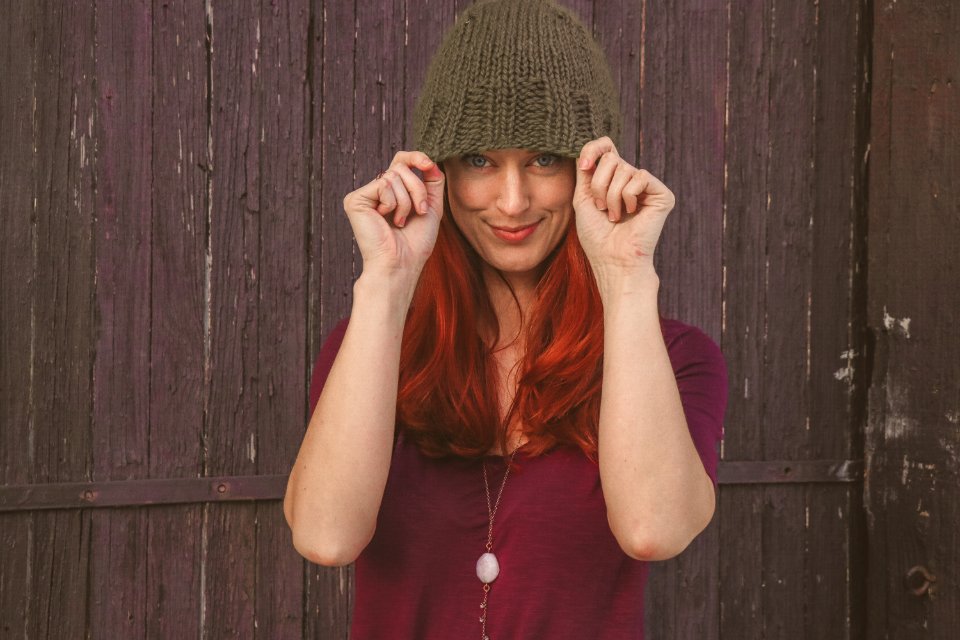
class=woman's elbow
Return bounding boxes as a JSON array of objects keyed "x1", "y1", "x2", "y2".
[{"x1": 289, "y1": 528, "x2": 359, "y2": 567}]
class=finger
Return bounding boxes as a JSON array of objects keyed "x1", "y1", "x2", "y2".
[
  {"x1": 607, "y1": 163, "x2": 636, "y2": 222},
  {"x1": 416, "y1": 155, "x2": 446, "y2": 216},
  {"x1": 590, "y1": 153, "x2": 619, "y2": 212},
  {"x1": 574, "y1": 137, "x2": 616, "y2": 207},
  {"x1": 389, "y1": 162, "x2": 430, "y2": 216},
  {"x1": 576, "y1": 135, "x2": 617, "y2": 172},
  {"x1": 637, "y1": 169, "x2": 673, "y2": 201},
  {"x1": 382, "y1": 170, "x2": 413, "y2": 226},
  {"x1": 374, "y1": 174, "x2": 398, "y2": 216}
]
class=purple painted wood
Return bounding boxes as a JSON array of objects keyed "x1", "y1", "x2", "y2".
[
  {"x1": 24, "y1": 2, "x2": 97, "y2": 637},
  {"x1": 206, "y1": 0, "x2": 261, "y2": 636},
  {"x1": 304, "y1": 0, "x2": 359, "y2": 635},
  {"x1": 252, "y1": 1, "x2": 311, "y2": 637},
  {"x1": 866, "y1": 0, "x2": 960, "y2": 635},
  {"x1": 593, "y1": 0, "x2": 642, "y2": 165},
  {"x1": 720, "y1": 0, "x2": 770, "y2": 633},
  {"x1": 808, "y1": 0, "x2": 870, "y2": 635},
  {"x1": 0, "y1": 0, "x2": 906, "y2": 638},
  {"x1": 720, "y1": 0, "x2": 870, "y2": 637},
  {"x1": 759, "y1": 0, "x2": 818, "y2": 635},
  {"x1": 89, "y1": 1, "x2": 152, "y2": 636},
  {"x1": 0, "y1": 2, "x2": 39, "y2": 637},
  {"x1": 638, "y1": 1, "x2": 727, "y2": 638},
  {"x1": 147, "y1": 0, "x2": 209, "y2": 637}
]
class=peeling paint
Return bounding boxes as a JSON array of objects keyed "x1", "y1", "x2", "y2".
[
  {"x1": 882, "y1": 305, "x2": 912, "y2": 338},
  {"x1": 883, "y1": 381, "x2": 918, "y2": 440},
  {"x1": 834, "y1": 348, "x2": 857, "y2": 382}
]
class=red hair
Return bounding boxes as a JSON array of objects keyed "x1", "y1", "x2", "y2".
[{"x1": 397, "y1": 193, "x2": 619, "y2": 468}]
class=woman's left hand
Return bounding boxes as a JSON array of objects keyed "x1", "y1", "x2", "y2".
[{"x1": 573, "y1": 136, "x2": 675, "y2": 281}]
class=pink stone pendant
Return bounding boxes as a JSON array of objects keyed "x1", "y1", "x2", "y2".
[{"x1": 476, "y1": 552, "x2": 500, "y2": 584}]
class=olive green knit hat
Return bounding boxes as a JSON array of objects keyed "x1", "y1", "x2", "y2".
[{"x1": 412, "y1": 0, "x2": 623, "y2": 165}]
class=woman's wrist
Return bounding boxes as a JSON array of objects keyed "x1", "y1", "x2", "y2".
[{"x1": 354, "y1": 271, "x2": 418, "y2": 327}]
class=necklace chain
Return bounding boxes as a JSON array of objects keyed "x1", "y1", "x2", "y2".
[{"x1": 479, "y1": 437, "x2": 524, "y2": 640}]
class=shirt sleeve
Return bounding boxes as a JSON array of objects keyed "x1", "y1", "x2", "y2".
[
  {"x1": 665, "y1": 324, "x2": 729, "y2": 488},
  {"x1": 308, "y1": 316, "x2": 351, "y2": 416}
]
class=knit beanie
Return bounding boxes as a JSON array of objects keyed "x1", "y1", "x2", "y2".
[{"x1": 412, "y1": 0, "x2": 622, "y2": 165}]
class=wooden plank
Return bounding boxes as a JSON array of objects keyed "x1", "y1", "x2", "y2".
[
  {"x1": 760, "y1": 0, "x2": 818, "y2": 635},
  {"x1": 206, "y1": 0, "x2": 261, "y2": 636},
  {"x1": 27, "y1": 2, "x2": 97, "y2": 637},
  {"x1": 718, "y1": 0, "x2": 769, "y2": 635},
  {"x1": 866, "y1": 0, "x2": 960, "y2": 636},
  {"x1": 807, "y1": 0, "x2": 871, "y2": 636},
  {"x1": 0, "y1": 2, "x2": 39, "y2": 636},
  {"x1": 593, "y1": 0, "x2": 642, "y2": 165},
  {"x1": 253, "y1": 0, "x2": 311, "y2": 637},
  {"x1": 640, "y1": 1, "x2": 727, "y2": 638},
  {"x1": 89, "y1": 1, "x2": 153, "y2": 636},
  {"x1": 147, "y1": 0, "x2": 209, "y2": 637},
  {"x1": 304, "y1": 0, "x2": 361, "y2": 635}
]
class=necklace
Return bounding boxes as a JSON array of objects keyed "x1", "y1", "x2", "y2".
[{"x1": 477, "y1": 437, "x2": 525, "y2": 640}]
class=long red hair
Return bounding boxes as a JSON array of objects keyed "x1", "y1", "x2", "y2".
[{"x1": 396, "y1": 189, "x2": 614, "y2": 467}]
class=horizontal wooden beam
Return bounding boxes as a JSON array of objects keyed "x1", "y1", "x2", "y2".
[
  {"x1": 0, "y1": 474, "x2": 289, "y2": 512},
  {"x1": 0, "y1": 459, "x2": 863, "y2": 512}
]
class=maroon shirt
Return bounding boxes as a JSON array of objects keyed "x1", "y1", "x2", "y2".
[{"x1": 308, "y1": 315, "x2": 728, "y2": 639}]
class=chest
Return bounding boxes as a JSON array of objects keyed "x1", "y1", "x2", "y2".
[{"x1": 365, "y1": 440, "x2": 625, "y2": 575}]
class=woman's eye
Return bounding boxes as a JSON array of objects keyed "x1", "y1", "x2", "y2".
[
  {"x1": 465, "y1": 154, "x2": 488, "y2": 168},
  {"x1": 535, "y1": 154, "x2": 558, "y2": 167}
]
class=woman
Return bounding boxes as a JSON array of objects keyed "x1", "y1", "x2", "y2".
[{"x1": 284, "y1": 1, "x2": 728, "y2": 638}]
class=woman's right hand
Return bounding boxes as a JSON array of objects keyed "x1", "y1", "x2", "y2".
[{"x1": 342, "y1": 150, "x2": 445, "y2": 279}]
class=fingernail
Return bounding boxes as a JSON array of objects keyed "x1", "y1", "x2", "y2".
[
  {"x1": 595, "y1": 198, "x2": 606, "y2": 210},
  {"x1": 579, "y1": 159, "x2": 589, "y2": 170},
  {"x1": 420, "y1": 201, "x2": 428, "y2": 215}
]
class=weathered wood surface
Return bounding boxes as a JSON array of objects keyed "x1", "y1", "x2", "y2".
[
  {"x1": 147, "y1": 0, "x2": 208, "y2": 636},
  {"x1": 715, "y1": 0, "x2": 873, "y2": 637},
  {"x1": 865, "y1": 0, "x2": 960, "y2": 635},
  {"x1": 5, "y1": 0, "x2": 953, "y2": 638}
]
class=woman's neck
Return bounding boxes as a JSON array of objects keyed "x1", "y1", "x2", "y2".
[{"x1": 482, "y1": 268, "x2": 539, "y2": 352}]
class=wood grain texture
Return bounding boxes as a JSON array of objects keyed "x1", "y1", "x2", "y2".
[
  {"x1": 253, "y1": 0, "x2": 310, "y2": 637},
  {"x1": 1, "y1": 0, "x2": 938, "y2": 638},
  {"x1": 304, "y1": 0, "x2": 358, "y2": 635},
  {"x1": 147, "y1": 0, "x2": 209, "y2": 636},
  {"x1": 205, "y1": 0, "x2": 261, "y2": 636},
  {"x1": 866, "y1": 0, "x2": 960, "y2": 636},
  {"x1": 640, "y1": 1, "x2": 726, "y2": 637},
  {"x1": 22, "y1": 2, "x2": 98, "y2": 638},
  {"x1": 89, "y1": 1, "x2": 152, "y2": 636},
  {"x1": 719, "y1": 0, "x2": 870, "y2": 638},
  {"x1": 0, "y1": 2, "x2": 39, "y2": 637}
]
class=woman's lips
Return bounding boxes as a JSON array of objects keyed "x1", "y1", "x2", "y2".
[{"x1": 490, "y1": 221, "x2": 540, "y2": 242}]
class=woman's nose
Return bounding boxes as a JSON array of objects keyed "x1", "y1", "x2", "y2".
[{"x1": 496, "y1": 169, "x2": 530, "y2": 215}]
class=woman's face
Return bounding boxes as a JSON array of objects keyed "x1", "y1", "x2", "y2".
[{"x1": 441, "y1": 148, "x2": 576, "y2": 286}]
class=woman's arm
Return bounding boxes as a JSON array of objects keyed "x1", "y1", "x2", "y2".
[
  {"x1": 597, "y1": 272, "x2": 721, "y2": 562},
  {"x1": 283, "y1": 273, "x2": 413, "y2": 566}
]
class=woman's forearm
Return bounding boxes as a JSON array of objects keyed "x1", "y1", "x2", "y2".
[
  {"x1": 596, "y1": 272, "x2": 716, "y2": 561},
  {"x1": 284, "y1": 273, "x2": 414, "y2": 566}
]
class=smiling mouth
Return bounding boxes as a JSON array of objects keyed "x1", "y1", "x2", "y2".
[{"x1": 490, "y1": 222, "x2": 539, "y2": 232}]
